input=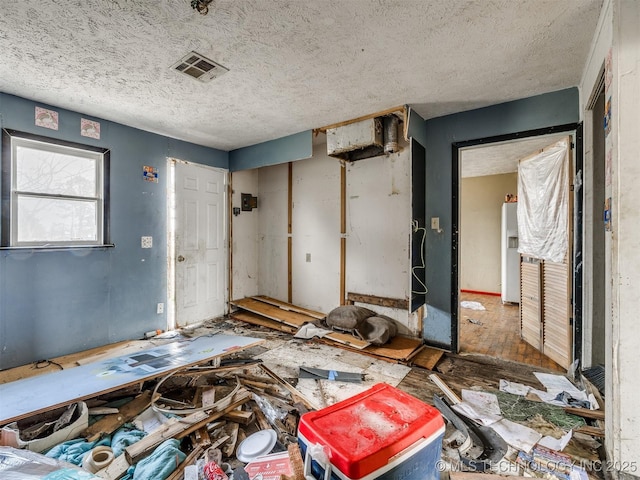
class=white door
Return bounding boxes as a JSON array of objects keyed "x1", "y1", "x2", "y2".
[{"x1": 174, "y1": 161, "x2": 227, "y2": 327}]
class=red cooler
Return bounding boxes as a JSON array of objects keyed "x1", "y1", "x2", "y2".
[{"x1": 298, "y1": 383, "x2": 445, "y2": 480}]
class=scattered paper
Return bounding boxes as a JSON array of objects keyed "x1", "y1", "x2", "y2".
[
  {"x1": 451, "y1": 391, "x2": 502, "y2": 426},
  {"x1": 452, "y1": 402, "x2": 501, "y2": 426},
  {"x1": 500, "y1": 379, "x2": 531, "y2": 396},
  {"x1": 133, "y1": 407, "x2": 170, "y2": 433},
  {"x1": 490, "y1": 418, "x2": 542, "y2": 453},
  {"x1": 533, "y1": 372, "x2": 588, "y2": 402},
  {"x1": 184, "y1": 465, "x2": 198, "y2": 480},
  {"x1": 460, "y1": 301, "x2": 486, "y2": 311},
  {"x1": 538, "y1": 429, "x2": 573, "y2": 451},
  {"x1": 462, "y1": 390, "x2": 501, "y2": 415},
  {"x1": 294, "y1": 323, "x2": 331, "y2": 339}
]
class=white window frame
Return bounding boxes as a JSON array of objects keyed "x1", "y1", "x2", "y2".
[{"x1": 1, "y1": 130, "x2": 110, "y2": 248}]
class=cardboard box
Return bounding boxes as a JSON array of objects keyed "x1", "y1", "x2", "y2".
[{"x1": 298, "y1": 383, "x2": 444, "y2": 480}]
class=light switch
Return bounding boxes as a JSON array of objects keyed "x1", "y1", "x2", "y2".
[{"x1": 431, "y1": 217, "x2": 440, "y2": 230}]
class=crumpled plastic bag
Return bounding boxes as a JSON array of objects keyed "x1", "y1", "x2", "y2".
[{"x1": 0, "y1": 446, "x2": 99, "y2": 480}]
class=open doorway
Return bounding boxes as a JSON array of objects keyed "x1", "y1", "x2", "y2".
[
  {"x1": 456, "y1": 131, "x2": 577, "y2": 370},
  {"x1": 581, "y1": 72, "x2": 606, "y2": 378}
]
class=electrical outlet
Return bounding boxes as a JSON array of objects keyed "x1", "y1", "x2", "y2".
[
  {"x1": 141, "y1": 236, "x2": 153, "y2": 248},
  {"x1": 157, "y1": 303, "x2": 164, "y2": 314}
]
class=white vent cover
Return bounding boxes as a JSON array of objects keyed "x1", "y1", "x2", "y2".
[{"x1": 172, "y1": 51, "x2": 228, "y2": 82}]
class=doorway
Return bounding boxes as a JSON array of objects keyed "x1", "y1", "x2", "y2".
[
  {"x1": 455, "y1": 128, "x2": 580, "y2": 369},
  {"x1": 168, "y1": 159, "x2": 228, "y2": 329},
  {"x1": 585, "y1": 76, "x2": 606, "y2": 368}
]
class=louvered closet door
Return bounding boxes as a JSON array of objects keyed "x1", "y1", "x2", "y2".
[
  {"x1": 520, "y1": 256, "x2": 542, "y2": 350},
  {"x1": 517, "y1": 136, "x2": 573, "y2": 369},
  {"x1": 542, "y1": 260, "x2": 572, "y2": 368}
]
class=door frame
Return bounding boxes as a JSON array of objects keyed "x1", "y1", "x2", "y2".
[
  {"x1": 451, "y1": 123, "x2": 582, "y2": 358},
  {"x1": 167, "y1": 158, "x2": 229, "y2": 330}
]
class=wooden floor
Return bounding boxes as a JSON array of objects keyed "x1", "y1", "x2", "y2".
[{"x1": 458, "y1": 292, "x2": 563, "y2": 371}]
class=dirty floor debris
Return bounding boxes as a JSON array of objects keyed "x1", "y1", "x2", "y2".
[{"x1": 0, "y1": 298, "x2": 606, "y2": 480}]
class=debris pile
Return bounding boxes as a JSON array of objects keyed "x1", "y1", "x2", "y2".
[
  {"x1": 429, "y1": 367, "x2": 605, "y2": 480},
  {"x1": 0, "y1": 352, "x2": 312, "y2": 479},
  {"x1": 0, "y1": 297, "x2": 608, "y2": 480}
]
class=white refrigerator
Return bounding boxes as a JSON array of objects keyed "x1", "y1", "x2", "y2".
[{"x1": 501, "y1": 203, "x2": 520, "y2": 303}]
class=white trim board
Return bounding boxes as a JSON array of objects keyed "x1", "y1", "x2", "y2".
[{"x1": 0, "y1": 334, "x2": 263, "y2": 425}]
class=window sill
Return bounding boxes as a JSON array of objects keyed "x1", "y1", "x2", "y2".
[{"x1": 0, "y1": 244, "x2": 115, "y2": 252}]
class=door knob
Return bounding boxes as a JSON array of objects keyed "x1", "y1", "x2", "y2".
[{"x1": 177, "y1": 255, "x2": 185, "y2": 262}]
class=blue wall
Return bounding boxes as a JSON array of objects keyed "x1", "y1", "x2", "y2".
[
  {"x1": 422, "y1": 87, "x2": 579, "y2": 347},
  {"x1": 0, "y1": 93, "x2": 228, "y2": 369},
  {"x1": 229, "y1": 130, "x2": 312, "y2": 171}
]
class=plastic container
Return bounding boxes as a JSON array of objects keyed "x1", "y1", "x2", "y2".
[{"x1": 298, "y1": 383, "x2": 445, "y2": 480}]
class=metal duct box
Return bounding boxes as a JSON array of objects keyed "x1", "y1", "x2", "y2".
[{"x1": 327, "y1": 118, "x2": 384, "y2": 161}]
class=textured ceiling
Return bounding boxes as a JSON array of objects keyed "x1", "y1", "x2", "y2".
[
  {"x1": 0, "y1": 1, "x2": 602, "y2": 151},
  {"x1": 460, "y1": 132, "x2": 571, "y2": 178}
]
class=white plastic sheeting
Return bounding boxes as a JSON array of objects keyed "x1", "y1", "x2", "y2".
[{"x1": 517, "y1": 139, "x2": 569, "y2": 262}]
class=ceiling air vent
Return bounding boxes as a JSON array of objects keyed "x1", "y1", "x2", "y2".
[{"x1": 172, "y1": 51, "x2": 228, "y2": 82}]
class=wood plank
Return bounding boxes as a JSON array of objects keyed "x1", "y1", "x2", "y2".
[
  {"x1": 316, "y1": 105, "x2": 405, "y2": 133},
  {"x1": 288, "y1": 162, "x2": 293, "y2": 303},
  {"x1": 228, "y1": 173, "x2": 234, "y2": 313},
  {"x1": 574, "y1": 425, "x2": 605, "y2": 438},
  {"x1": 124, "y1": 416, "x2": 196, "y2": 463},
  {"x1": 176, "y1": 392, "x2": 252, "y2": 440},
  {"x1": 0, "y1": 340, "x2": 148, "y2": 385},
  {"x1": 323, "y1": 331, "x2": 370, "y2": 350},
  {"x1": 435, "y1": 353, "x2": 566, "y2": 395},
  {"x1": 362, "y1": 335, "x2": 422, "y2": 361},
  {"x1": 259, "y1": 364, "x2": 319, "y2": 411},
  {"x1": 95, "y1": 453, "x2": 130, "y2": 480},
  {"x1": 83, "y1": 391, "x2": 154, "y2": 442},
  {"x1": 223, "y1": 409, "x2": 254, "y2": 425},
  {"x1": 429, "y1": 373, "x2": 461, "y2": 404},
  {"x1": 0, "y1": 334, "x2": 263, "y2": 425},
  {"x1": 563, "y1": 406, "x2": 605, "y2": 420},
  {"x1": 231, "y1": 298, "x2": 313, "y2": 328},
  {"x1": 230, "y1": 311, "x2": 298, "y2": 334},
  {"x1": 252, "y1": 296, "x2": 326, "y2": 320},
  {"x1": 126, "y1": 390, "x2": 251, "y2": 464},
  {"x1": 165, "y1": 445, "x2": 204, "y2": 480},
  {"x1": 346, "y1": 292, "x2": 408, "y2": 310},
  {"x1": 340, "y1": 163, "x2": 346, "y2": 305},
  {"x1": 410, "y1": 346, "x2": 445, "y2": 370}
]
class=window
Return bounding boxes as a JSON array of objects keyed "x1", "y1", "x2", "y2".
[{"x1": 1, "y1": 130, "x2": 110, "y2": 247}]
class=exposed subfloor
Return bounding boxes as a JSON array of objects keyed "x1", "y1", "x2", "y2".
[{"x1": 459, "y1": 292, "x2": 563, "y2": 372}]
